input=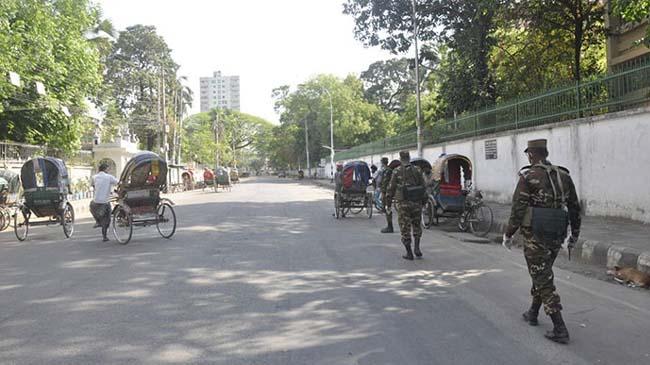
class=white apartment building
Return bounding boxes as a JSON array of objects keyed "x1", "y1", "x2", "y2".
[{"x1": 199, "y1": 71, "x2": 240, "y2": 112}]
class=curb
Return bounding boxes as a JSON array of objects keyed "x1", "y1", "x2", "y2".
[{"x1": 500, "y1": 219, "x2": 650, "y2": 274}]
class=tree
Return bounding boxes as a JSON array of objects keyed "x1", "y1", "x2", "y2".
[
  {"x1": 0, "y1": 0, "x2": 103, "y2": 153},
  {"x1": 517, "y1": 0, "x2": 605, "y2": 82},
  {"x1": 104, "y1": 24, "x2": 180, "y2": 150},
  {"x1": 272, "y1": 74, "x2": 396, "y2": 168},
  {"x1": 360, "y1": 58, "x2": 417, "y2": 113}
]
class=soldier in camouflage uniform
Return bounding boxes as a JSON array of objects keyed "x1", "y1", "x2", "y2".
[
  {"x1": 380, "y1": 158, "x2": 395, "y2": 233},
  {"x1": 503, "y1": 139, "x2": 581, "y2": 344},
  {"x1": 387, "y1": 151, "x2": 427, "y2": 260}
]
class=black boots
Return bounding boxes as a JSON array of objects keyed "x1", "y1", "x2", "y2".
[
  {"x1": 522, "y1": 300, "x2": 542, "y2": 326},
  {"x1": 381, "y1": 222, "x2": 394, "y2": 233},
  {"x1": 402, "y1": 242, "x2": 414, "y2": 260},
  {"x1": 544, "y1": 312, "x2": 570, "y2": 344},
  {"x1": 413, "y1": 237, "x2": 422, "y2": 258}
]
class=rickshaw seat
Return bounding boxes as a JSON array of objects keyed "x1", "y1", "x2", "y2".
[{"x1": 439, "y1": 183, "x2": 462, "y2": 197}]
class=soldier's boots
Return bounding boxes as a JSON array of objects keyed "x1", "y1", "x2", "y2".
[
  {"x1": 522, "y1": 300, "x2": 542, "y2": 326},
  {"x1": 402, "y1": 242, "x2": 414, "y2": 261},
  {"x1": 544, "y1": 312, "x2": 570, "y2": 344},
  {"x1": 381, "y1": 222, "x2": 394, "y2": 233},
  {"x1": 413, "y1": 237, "x2": 422, "y2": 258}
]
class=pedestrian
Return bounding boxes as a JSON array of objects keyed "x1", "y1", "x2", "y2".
[
  {"x1": 502, "y1": 139, "x2": 581, "y2": 344},
  {"x1": 379, "y1": 157, "x2": 394, "y2": 233},
  {"x1": 386, "y1": 151, "x2": 427, "y2": 260},
  {"x1": 90, "y1": 163, "x2": 119, "y2": 242}
]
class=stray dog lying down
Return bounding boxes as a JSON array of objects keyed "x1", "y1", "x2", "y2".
[{"x1": 606, "y1": 266, "x2": 650, "y2": 288}]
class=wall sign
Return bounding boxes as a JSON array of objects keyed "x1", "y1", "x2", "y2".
[{"x1": 485, "y1": 139, "x2": 497, "y2": 160}]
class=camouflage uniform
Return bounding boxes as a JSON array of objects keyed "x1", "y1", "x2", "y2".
[
  {"x1": 387, "y1": 162, "x2": 426, "y2": 246},
  {"x1": 380, "y1": 166, "x2": 394, "y2": 224},
  {"x1": 506, "y1": 160, "x2": 581, "y2": 315}
]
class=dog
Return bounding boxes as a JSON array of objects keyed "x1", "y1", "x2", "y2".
[{"x1": 606, "y1": 266, "x2": 650, "y2": 288}]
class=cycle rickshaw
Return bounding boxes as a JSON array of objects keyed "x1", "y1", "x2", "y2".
[
  {"x1": 230, "y1": 168, "x2": 239, "y2": 184},
  {"x1": 334, "y1": 161, "x2": 373, "y2": 219},
  {"x1": 181, "y1": 169, "x2": 194, "y2": 191},
  {"x1": 215, "y1": 166, "x2": 231, "y2": 191},
  {"x1": 0, "y1": 169, "x2": 21, "y2": 231},
  {"x1": 423, "y1": 154, "x2": 493, "y2": 237},
  {"x1": 112, "y1": 152, "x2": 177, "y2": 244},
  {"x1": 14, "y1": 157, "x2": 75, "y2": 241}
]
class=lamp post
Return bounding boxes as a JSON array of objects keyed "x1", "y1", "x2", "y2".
[
  {"x1": 320, "y1": 87, "x2": 334, "y2": 181},
  {"x1": 303, "y1": 118, "x2": 311, "y2": 177},
  {"x1": 411, "y1": 0, "x2": 423, "y2": 158}
]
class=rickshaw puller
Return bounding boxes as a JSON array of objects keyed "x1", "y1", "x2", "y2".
[
  {"x1": 503, "y1": 139, "x2": 581, "y2": 345},
  {"x1": 91, "y1": 163, "x2": 118, "y2": 242}
]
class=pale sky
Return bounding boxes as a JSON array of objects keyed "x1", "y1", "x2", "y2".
[{"x1": 97, "y1": 0, "x2": 394, "y2": 123}]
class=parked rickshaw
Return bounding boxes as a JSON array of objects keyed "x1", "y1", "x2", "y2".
[
  {"x1": 423, "y1": 154, "x2": 493, "y2": 237},
  {"x1": 215, "y1": 166, "x2": 231, "y2": 191},
  {"x1": 230, "y1": 168, "x2": 239, "y2": 184},
  {"x1": 202, "y1": 168, "x2": 216, "y2": 192},
  {"x1": 14, "y1": 157, "x2": 74, "y2": 241},
  {"x1": 334, "y1": 161, "x2": 373, "y2": 219},
  {"x1": 181, "y1": 170, "x2": 194, "y2": 191},
  {"x1": 111, "y1": 152, "x2": 177, "y2": 244},
  {"x1": 0, "y1": 169, "x2": 20, "y2": 231}
]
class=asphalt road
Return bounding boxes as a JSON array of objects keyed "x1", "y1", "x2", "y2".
[{"x1": 0, "y1": 177, "x2": 648, "y2": 364}]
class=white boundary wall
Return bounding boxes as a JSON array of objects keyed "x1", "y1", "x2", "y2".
[{"x1": 328, "y1": 107, "x2": 650, "y2": 222}]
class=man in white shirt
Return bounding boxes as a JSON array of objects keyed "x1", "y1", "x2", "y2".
[{"x1": 90, "y1": 163, "x2": 119, "y2": 241}]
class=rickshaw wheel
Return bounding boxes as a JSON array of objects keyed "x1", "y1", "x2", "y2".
[
  {"x1": 156, "y1": 202, "x2": 176, "y2": 239},
  {"x1": 366, "y1": 193, "x2": 373, "y2": 219},
  {"x1": 468, "y1": 204, "x2": 494, "y2": 237},
  {"x1": 62, "y1": 203, "x2": 75, "y2": 238},
  {"x1": 112, "y1": 205, "x2": 133, "y2": 245},
  {"x1": 14, "y1": 207, "x2": 29, "y2": 241},
  {"x1": 422, "y1": 197, "x2": 435, "y2": 228}
]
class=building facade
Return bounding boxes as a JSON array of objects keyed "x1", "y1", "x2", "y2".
[{"x1": 199, "y1": 71, "x2": 240, "y2": 112}]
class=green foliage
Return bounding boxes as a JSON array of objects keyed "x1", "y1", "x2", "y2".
[
  {"x1": 0, "y1": 0, "x2": 103, "y2": 153},
  {"x1": 182, "y1": 109, "x2": 273, "y2": 168},
  {"x1": 360, "y1": 58, "x2": 417, "y2": 113},
  {"x1": 271, "y1": 74, "x2": 397, "y2": 168},
  {"x1": 104, "y1": 24, "x2": 183, "y2": 150},
  {"x1": 611, "y1": 0, "x2": 650, "y2": 47}
]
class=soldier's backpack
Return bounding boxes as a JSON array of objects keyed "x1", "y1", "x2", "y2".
[
  {"x1": 530, "y1": 164, "x2": 569, "y2": 244},
  {"x1": 401, "y1": 166, "x2": 426, "y2": 202}
]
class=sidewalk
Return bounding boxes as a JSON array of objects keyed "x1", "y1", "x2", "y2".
[{"x1": 306, "y1": 178, "x2": 650, "y2": 273}]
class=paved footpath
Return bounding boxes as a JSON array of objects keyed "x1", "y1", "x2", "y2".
[{"x1": 0, "y1": 178, "x2": 648, "y2": 364}]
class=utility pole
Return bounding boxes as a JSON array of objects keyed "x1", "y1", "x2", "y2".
[
  {"x1": 213, "y1": 110, "x2": 220, "y2": 168},
  {"x1": 304, "y1": 118, "x2": 311, "y2": 177},
  {"x1": 411, "y1": 0, "x2": 423, "y2": 157},
  {"x1": 161, "y1": 67, "x2": 167, "y2": 162}
]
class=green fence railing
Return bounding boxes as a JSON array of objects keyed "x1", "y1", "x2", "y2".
[{"x1": 336, "y1": 63, "x2": 650, "y2": 161}]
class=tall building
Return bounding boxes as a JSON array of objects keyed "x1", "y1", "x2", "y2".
[{"x1": 199, "y1": 71, "x2": 240, "y2": 112}]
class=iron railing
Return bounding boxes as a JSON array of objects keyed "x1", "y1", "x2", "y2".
[{"x1": 336, "y1": 63, "x2": 650, "y2": 161}]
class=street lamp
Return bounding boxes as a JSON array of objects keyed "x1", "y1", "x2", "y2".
[
  {"x1": 320, "y1": 87, "x2": 334, "y2": 181},
  {"x1": 411, "y1": 0, "x2": 423, "y2": 157},
  {"x1": 303, "y1": 118, "x2": 310, "y2": 177}
]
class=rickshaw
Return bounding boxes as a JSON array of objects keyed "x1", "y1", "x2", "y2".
[
  {"x1": 181, "y1": 169, "x2": 194, "y2": 191},
  {"x1": 334, "y1": 161, "x2": 373, "y2": 219},
  {"x1": 230, "y1": 168, "x2": 239, "y2": 184},
  {"x1": 373, "y1": 159, "x2": 400, "y2": 212},
  {"x1": 202, "y1": 168, "x2": 216, "y2": 192},
  {"x1": 423, "y1": 154, "x2": 493, "y2": 237},
  {"x1": 215, "y1": 166, "x2": 231, "y2": 191},
  {"x1": 111, "y1": 152, "x2": 177, "y2": 244},
  {"x1": 14, "y1": 157, "x2": 74, "y2": 241},
  {"x1": 0, "y1": 169, "x2": 20, "y2": 231}
]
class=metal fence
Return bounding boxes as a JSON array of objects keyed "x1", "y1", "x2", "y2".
[{"x1": 336, "y1": 63, "x2": 650, "y2": 161}]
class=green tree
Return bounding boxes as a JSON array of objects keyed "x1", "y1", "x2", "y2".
[
  {"x1": 360, "y1": 58, "x2": 417, "y2": 113},
  {"x1": 104, "y1": 24, "x2": 181, "y2": 150},
  {"x1": 0, "y1": 0, "x2": 103, "y2": 153},
  {"x1": 611, "y1": 0, "x2": 650, "y2": 47}
]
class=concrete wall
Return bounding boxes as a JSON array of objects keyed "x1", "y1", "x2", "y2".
[{"x1": 328, "y1": 107, "x2": 650, "y2": 222}]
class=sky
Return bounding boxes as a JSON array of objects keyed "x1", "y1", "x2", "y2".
[{"x1": 97, "y1": 0, "x2": 394, "y2": 123}]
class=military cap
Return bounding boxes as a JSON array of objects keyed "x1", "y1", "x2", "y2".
[
  {"x1": 399, "y1": 150, "x2": 411, "y2": 161},
  {"x1": 524, "y1": 139, "x2": 548, "y2": 153}
]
